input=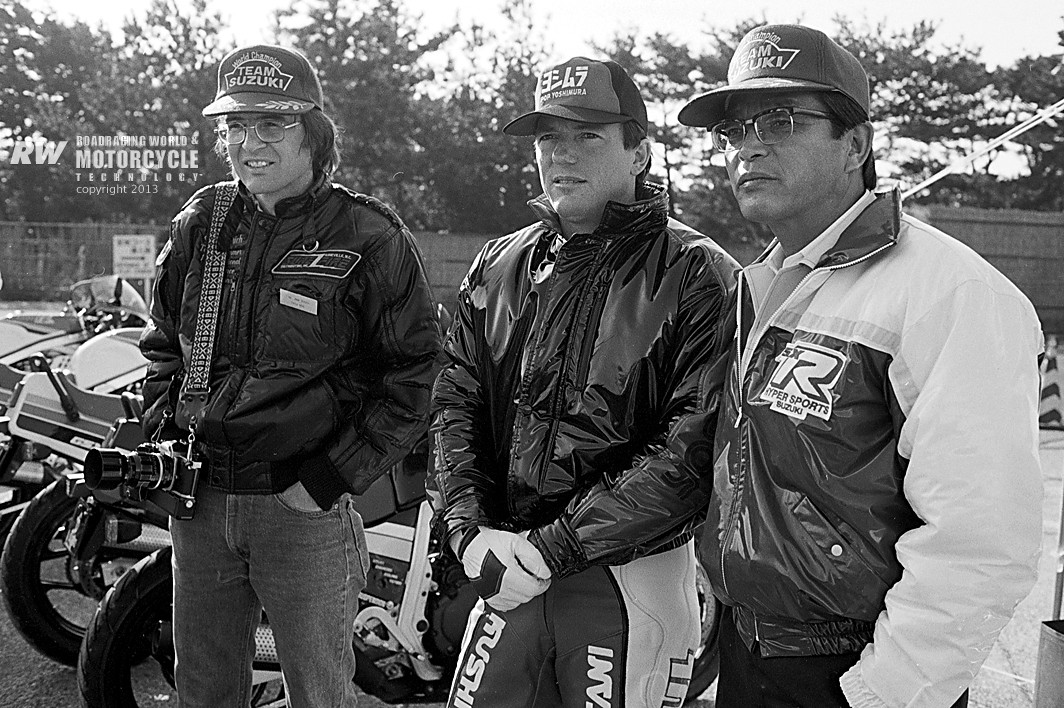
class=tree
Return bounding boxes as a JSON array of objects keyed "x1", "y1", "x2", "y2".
[
  {"x1": 598, "y1": 32, "x2": 704, "y2": 214},
  {"x1": 992, "y1": 29, "x2": 1064, "y2": 211},
  {"x1": 276, "y1": 0, "x2": 457, "y2": 227},
  {"x1": 0, "y1": 0, "x2": 229, "y2": 223},
  {"x1": 421, "y1": 0, "x2": 550, "y2": 233},
  {"x1": 661, "y1": 19, "x2": 773, "y2": 249},
  {"x1": 0, "y1": 2, "x2": 111, "y2": 220}
]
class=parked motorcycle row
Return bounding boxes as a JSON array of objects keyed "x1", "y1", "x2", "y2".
[{"x1": 0, "y1": 284, "x2": 722, "y2": 707}]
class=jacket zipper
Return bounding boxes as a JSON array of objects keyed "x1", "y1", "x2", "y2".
[
  {"x1": 567, "y1": 267, "x2": 612, "y2": 397},
  {"x1": 540, "y1": 243, "x2": 609, "y2": 462},
  {"x1": 508, "y1": 235, "x2": 608, "y2": 509},
  {"x1": 229, "y1": 210, "x2": 255, "y2": 360},
  {"x1": 242, "y1": 212, "x2": 281, "y2": 362},
  {"x1": 506, "y1": 229, "x2": 565, "y2": 519}
]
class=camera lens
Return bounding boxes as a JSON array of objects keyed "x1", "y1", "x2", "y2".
[{"x1": 84, "y1": 448, "x2": 129, "y2": 490}]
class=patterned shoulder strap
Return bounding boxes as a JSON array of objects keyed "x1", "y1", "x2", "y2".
[{"x1": 182, "y1": 182, "x2": 237, "y2": 418}]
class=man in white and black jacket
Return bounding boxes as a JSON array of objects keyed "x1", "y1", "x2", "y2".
[{"x1": 679, "y1": 23, "x2": 1044, "y2": 708}]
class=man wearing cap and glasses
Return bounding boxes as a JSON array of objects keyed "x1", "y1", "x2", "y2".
[
  {"x1": 139, "y1": 44, "x2": 440, "y2": 706},
  {"x1": 677, "y1": 24, "x2": 1043, "y2": 708},
  {"x1": 428, "y1": 57, "x2": 737, "y2": 707}
]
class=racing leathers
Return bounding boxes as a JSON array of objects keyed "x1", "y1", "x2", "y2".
[
  {"x1": 701, "y1": 188, "x2": 1044, "y2": 707},
  {"x1": 140, "y1": 178, "x2": 440, "y2": 510}
]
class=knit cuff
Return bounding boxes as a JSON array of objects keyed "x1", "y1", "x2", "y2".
[{"x1": 840, "y1": 662, "x2": 891, "y2": 708}]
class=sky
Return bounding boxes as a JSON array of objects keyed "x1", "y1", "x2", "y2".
[{"x1": 26, "y1": 0, "x2": 1064, "y2": 70}]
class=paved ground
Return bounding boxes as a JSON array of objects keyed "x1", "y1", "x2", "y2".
[{"x1": 965, "y1": 430, "x2": 1064, "y2": 707}]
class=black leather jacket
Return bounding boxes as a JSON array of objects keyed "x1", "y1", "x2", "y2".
[
  {"x1": 429, "y1": 184, "x2": 738, "y2": 578},
  {"x1": 141, "y1": 178, "x2": 440, "y2": 509}
]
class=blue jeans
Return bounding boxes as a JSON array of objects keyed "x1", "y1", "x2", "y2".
[{"x1": 170, "y1": 483, "x2": 369, "y2": 707}]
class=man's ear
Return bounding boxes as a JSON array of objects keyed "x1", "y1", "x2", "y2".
[
  {"x1": 847, "y1": 122, "x2": 874, "y2": 176},
  {"x1": 631, "y1": 137, "x2": 651, "y2": 176}
]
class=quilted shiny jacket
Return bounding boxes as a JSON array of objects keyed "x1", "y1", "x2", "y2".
[
  {"x1": 140, "y1": 178, "x2": 440, "y2": 509},
  {"x1": 429, "y1": 184, "x2": 738, "y2": 578}
]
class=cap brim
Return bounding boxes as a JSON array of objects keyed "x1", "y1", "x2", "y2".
[
  {"x1": 202, "y1": 92, "x2": 317, "y2": 117},
  {"x1": 503, "y1": 105, "x2": 633, "y2": 136},
  {"x1": 678, "y1": 77, "x2": 839, "y2": 127}
]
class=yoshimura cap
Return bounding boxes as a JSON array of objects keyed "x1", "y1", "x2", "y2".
[
  {"x1": 203, "y1": 44, "x2": 324, "y2": 117},
  {"x1": 503, "y1": 57, "x2": 648, "y2": 136},
  {"x1": 678, "y1": 24, "x2": 871, "y2": 128}
]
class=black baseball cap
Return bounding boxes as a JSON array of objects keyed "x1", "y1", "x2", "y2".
[
  {"x1": 503, "y1": 57, "x2": 648, "y2": 136},
  {"x1": 203, "y1": 45, "x2": 324, "y2": 117}
]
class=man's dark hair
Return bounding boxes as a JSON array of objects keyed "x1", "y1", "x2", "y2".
[
  {"x1": 213, "y1": 108, "x2": 342, "y2": 179},
  {"x1": 821, "y1": 92, "x2": 876, "y2": 190},
  {"x1": 301, "y1": 108, "x2": 342, "y2": 178},
  {"x1": 622, "y1": 120, "x2": 652, "y2": 190}
]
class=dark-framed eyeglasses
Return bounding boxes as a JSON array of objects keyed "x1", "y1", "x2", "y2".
[
  {"x1": 709, "y1": 107, "x2": 834, "y2": 151},
  {"x1": 216, "y1": 119, "x2": 301, "y2": 146}
]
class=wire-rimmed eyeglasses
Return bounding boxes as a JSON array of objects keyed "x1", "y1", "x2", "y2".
[
  {"x1": 216, "y1": 119, "x2": 301, "y2": 146},
  {"x1": 710, "y1": 107, "x2": 834, "y2": 151}
]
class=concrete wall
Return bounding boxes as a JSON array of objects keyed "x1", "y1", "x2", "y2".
[{"x1": 918, "y1": 206, "x2": 1064, "y2": 336}]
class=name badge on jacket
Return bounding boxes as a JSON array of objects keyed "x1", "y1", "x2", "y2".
[{"x1": 279, "y1": 288, "x2": 318, "y2": 315}]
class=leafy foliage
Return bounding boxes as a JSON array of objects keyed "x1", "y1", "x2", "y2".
[
  {"x1": 1, "y1": 0, "x2": 229, "y2": 222},
  {"x1": 1, "y1": 0, "x2": 1062, "y2": 239}
]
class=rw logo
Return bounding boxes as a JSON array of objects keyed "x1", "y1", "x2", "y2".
[
  {"x1": 8, "y1": 140, "x2": 68, "y2": 165},
  {"x1": 759, "y1": 340, "x2": 847, "y2": 421}
]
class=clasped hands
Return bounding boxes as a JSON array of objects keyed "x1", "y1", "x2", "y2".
[{"x1": 454, "y1": 527, "x2": 552, "y2": 611}]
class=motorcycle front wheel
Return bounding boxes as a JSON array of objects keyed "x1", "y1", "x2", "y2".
[
  {"x1": 78, "y1": 546, "x2": 176, "y2": 708},
  {"x1": 1, "y1": 479, "x2": 97, "y2": 665}
]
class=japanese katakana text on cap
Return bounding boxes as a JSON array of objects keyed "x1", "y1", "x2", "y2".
[{"x1": 503, "y1": 57, "x2": 648, "y2": 136}]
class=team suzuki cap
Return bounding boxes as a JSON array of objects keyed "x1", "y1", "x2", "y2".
[
  {"x1": 202, "y1": 44, "x2": 324, "y2": 117},
  {"x1": 503, "y1": 57, "x2": 648, "y2": 136},
  {"x1": 677, "y1": 24, "x2": 871, "y2": 128}
]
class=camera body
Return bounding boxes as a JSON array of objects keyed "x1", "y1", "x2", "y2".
[{"x1": 84, "y1": 441, "x2": 201, "y2": 520}]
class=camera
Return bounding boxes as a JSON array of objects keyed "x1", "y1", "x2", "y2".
[{"x1": 84, "y1": 441, "x2": 201, "y2": 520}]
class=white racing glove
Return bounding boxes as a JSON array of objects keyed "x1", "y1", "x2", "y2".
[{"x1": 455, "y1": 527, "x2": 552, "y2": 611}]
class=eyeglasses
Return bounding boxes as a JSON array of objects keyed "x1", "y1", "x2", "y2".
[
  {"x1": 710, "y1": 107, "x2": 834, "y2": 151},
  {"x1": 216, "y1": 119, "x2": 301, "y2": 145}
]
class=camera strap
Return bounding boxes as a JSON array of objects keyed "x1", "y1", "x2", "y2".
[{"x1": 179, "y1": 181, "x2": 238, "y2": 442}]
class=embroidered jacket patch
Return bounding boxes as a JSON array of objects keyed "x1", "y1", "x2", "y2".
[{"x1": 271, "y1": 249, "x2": 361, "y2": 279}]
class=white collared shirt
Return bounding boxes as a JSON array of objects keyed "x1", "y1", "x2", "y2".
[{"x1": 745, "y1": 190, "x2": 876, "y2": 319}]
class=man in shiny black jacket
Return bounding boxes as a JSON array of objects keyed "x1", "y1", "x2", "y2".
[
  {"x1": 429, "y1": 57, "x2": 737, "y2": 707},
  {"x1": 140, "y1": 45, "x2": 439, "y2": 707}
]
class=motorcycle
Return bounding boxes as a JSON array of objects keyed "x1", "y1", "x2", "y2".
[
  {"x1": 0, "y1": 332, "x2": 152, "y2": 665},
  {"x1": 74, "y1": 441, "x2": 722, "y2": 707},
  {"x1": 0, "y1": 402, "x2": 167, "y2": 667},
  {"x1": 0, "y1": 274, "x2": 149, "y2": 372},
  {"x1": 0, "y1": 326, "x2": 148, "y2": 542},
  {"x1": 0, "y1": 273, "x2": 149, "y2": 536}
]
